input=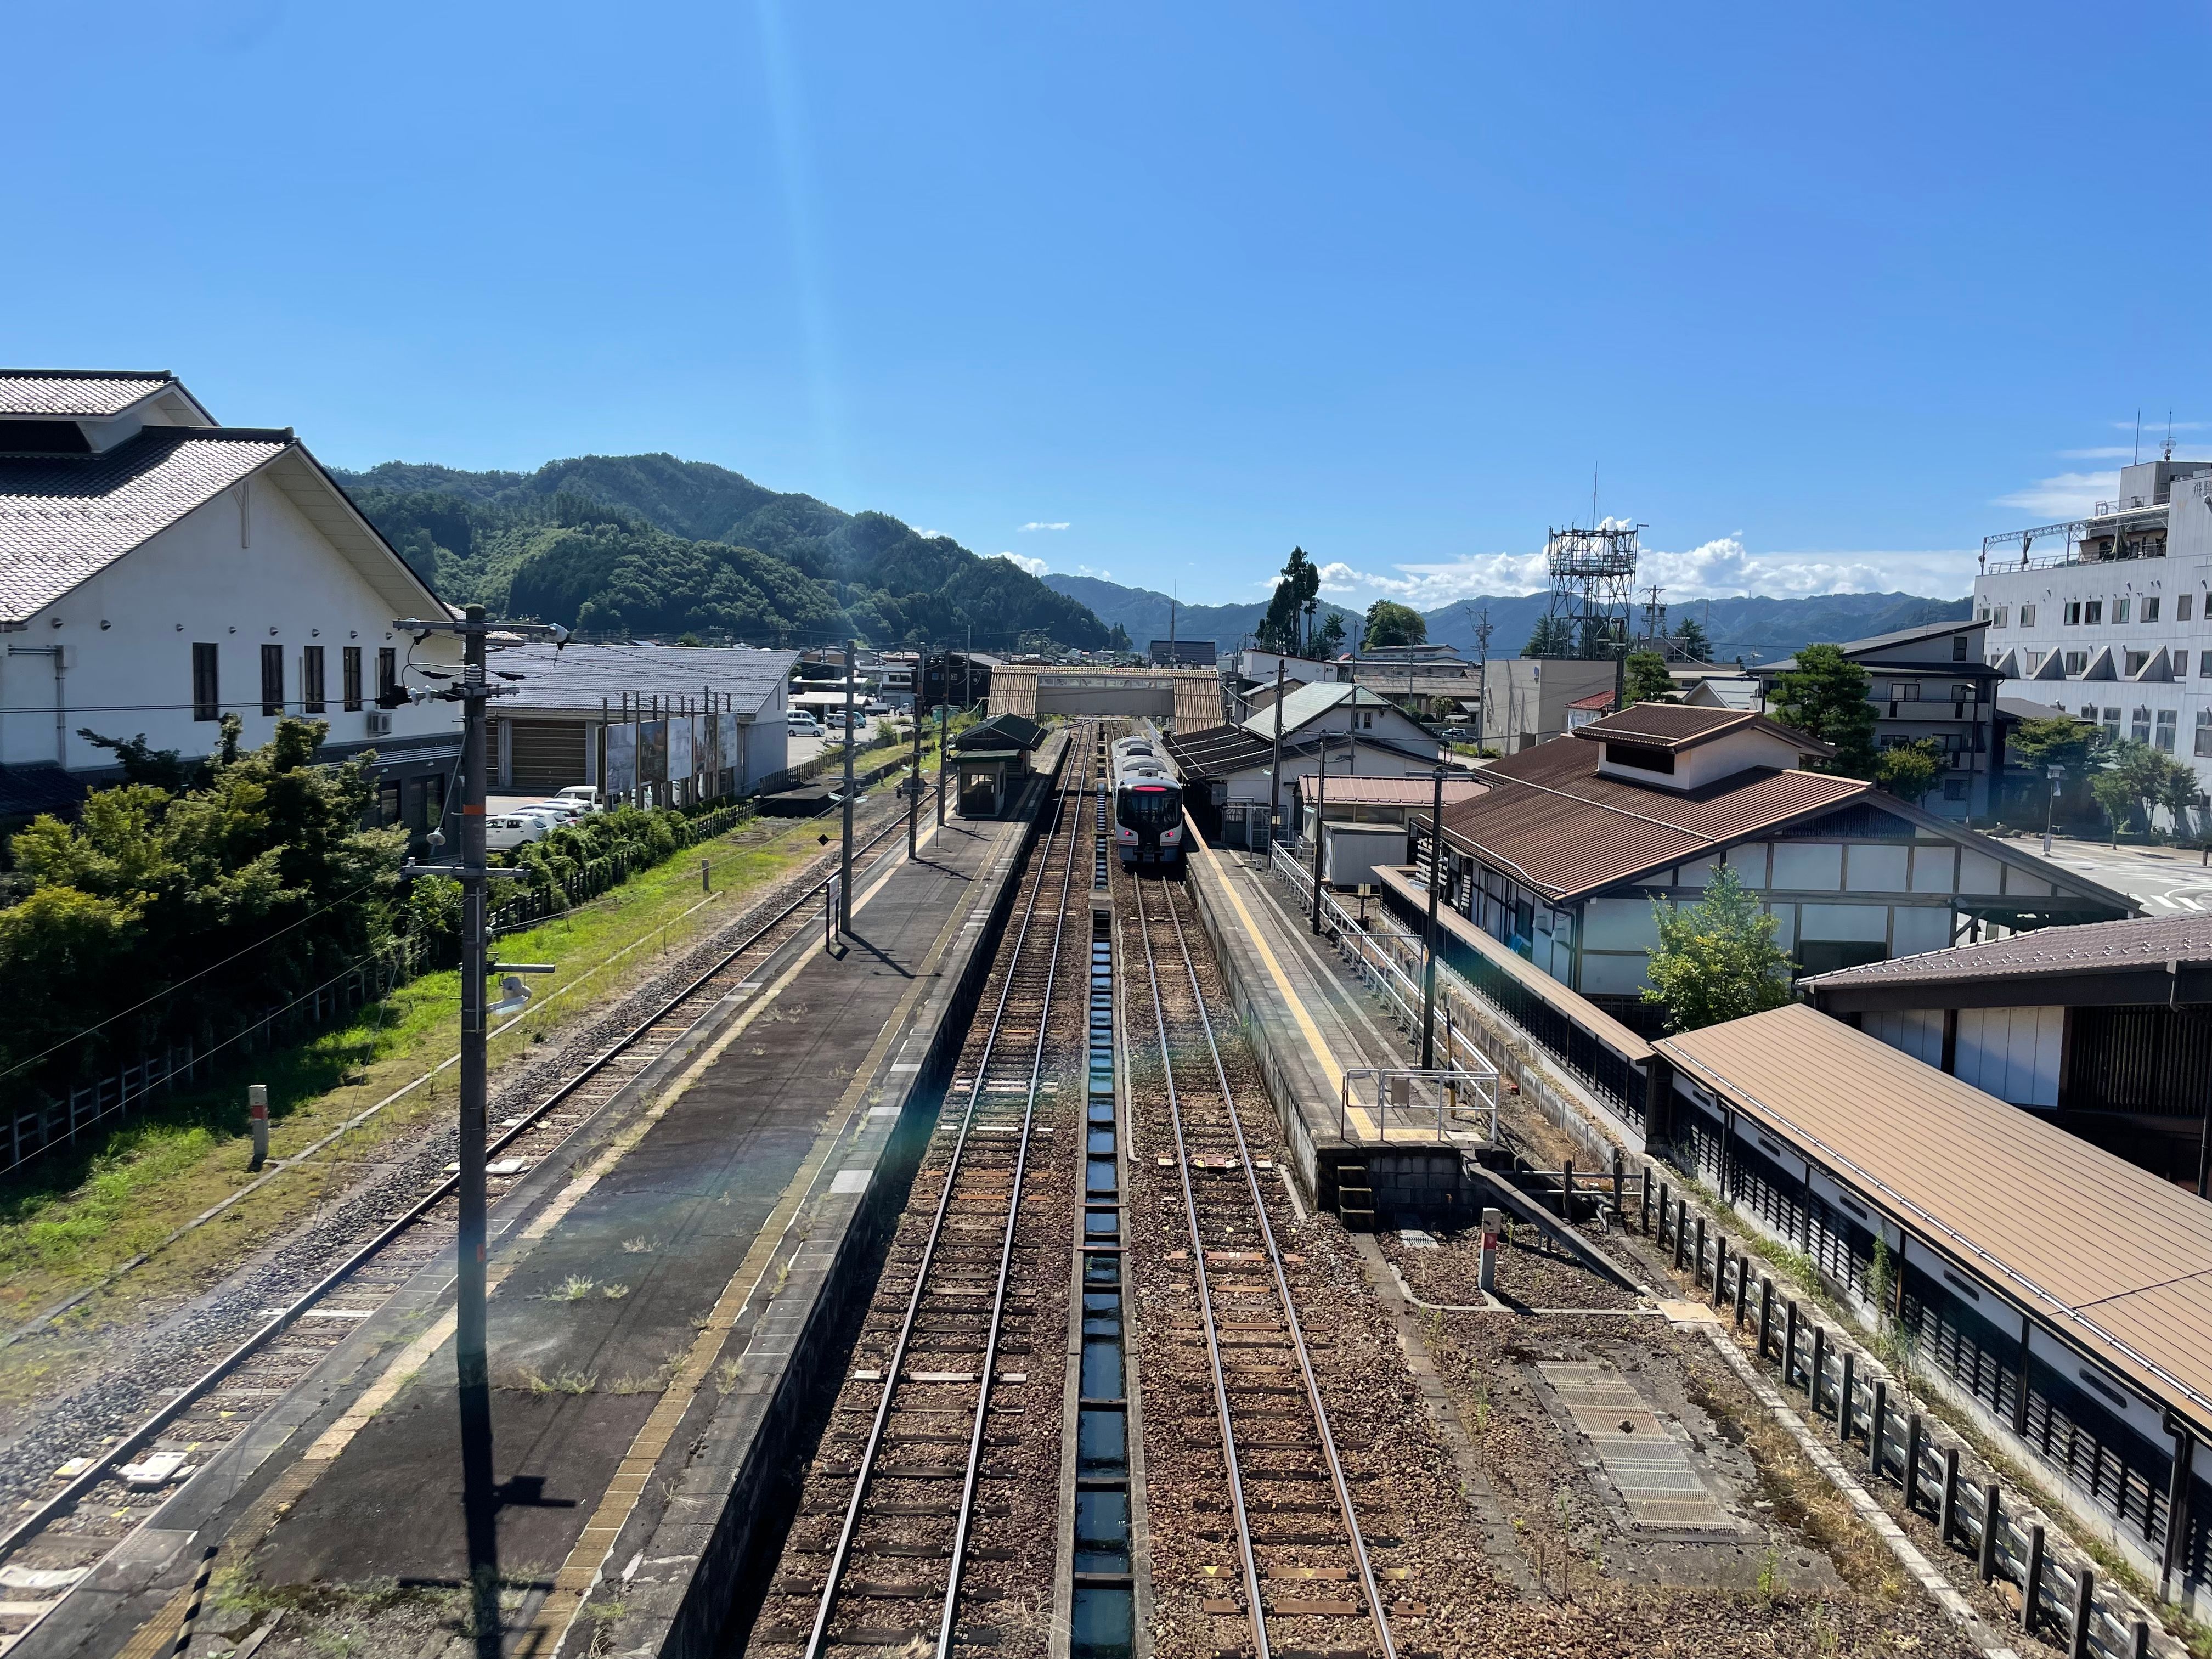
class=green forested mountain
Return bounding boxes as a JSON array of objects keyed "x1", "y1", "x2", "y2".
[{"x1": 331, "y1": 454, "x2": 1108, "y2": 650}]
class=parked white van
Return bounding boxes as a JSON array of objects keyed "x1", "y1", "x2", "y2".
[{"x1": 486, "y1": 815, "x2": 549, "y2": 854}]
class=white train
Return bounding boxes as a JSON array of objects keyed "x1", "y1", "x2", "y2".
[{"x1": 1110, "y1": 737, "x2": 1183, "y2": 867}]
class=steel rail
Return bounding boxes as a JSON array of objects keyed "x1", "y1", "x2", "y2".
[
  {"x1": 1131, "y1": 870, "x2": 1271, "y2": 1659},
  {"x1": 801, "y1": 740, "x2": 1086, "y2": 1659},
  {"x1": 0, "y1": 787, "x2": 934, "y2": 1568},
  {"x1": 936, "y1": 721, "x2": 1087, "y2": 1655},
  {"x1": 1154, "y1": 871, "x2": 1401, "y2": 1659}
]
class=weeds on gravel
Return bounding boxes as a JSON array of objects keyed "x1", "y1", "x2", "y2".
[{"x1": 555, "y1": 1275, "x2": 597, "y2": 1301}]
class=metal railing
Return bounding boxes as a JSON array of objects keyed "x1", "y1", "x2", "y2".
[
  {"x1": 1644, "y1": 1184, "x2": 2187, "y2": 1659},
  {"x1": 1268, "y1": 842, "x2": 1501, "y2": 1142},
  {"x1": 1336, "y1": 1065, "x2": 1498, "y2": 1147}
]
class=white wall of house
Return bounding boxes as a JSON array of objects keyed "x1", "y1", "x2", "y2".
[{"x1": 1, "y1": 470, "x2": 461, "y2": 771}]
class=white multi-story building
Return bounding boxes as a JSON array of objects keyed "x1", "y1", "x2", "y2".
[{"x1": 1976, "y1": 456, "x2": 2212, "y2": 804}]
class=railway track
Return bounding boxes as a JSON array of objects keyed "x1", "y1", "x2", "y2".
[
  {"x1": 0, "y1": 787, "x2": 940, "y2": 1653},
  {"x1": 756, "y1": 725, "x2": 1095, "y2": 1659},
  {"x1": 1126, "y1": 866, "x2": 1400, "y2": 1659}
]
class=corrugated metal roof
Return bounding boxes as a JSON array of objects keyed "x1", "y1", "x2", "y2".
[
  {"x1": 1658, "y1": 1003, "x2": 2212, "y2": 1429},
  {"x1": 1804, "y1": 911, "x2": 2212, "y2": 991},
  {"x1": 0, "y1": 428, "x2": 291, "y2": 622},
  {"x1": 1572, "y1": 702, "x2": 1829, "y2": 755},
  {"x1": 1165, "y1": 724, "x2": 1275, "y2": 778},
  {"x1": 494, "y1": 641, "x2": 799, "y2": 719},
  {"x1": 1300, "y1": 775, "x2": 1487, "y2": 807},
  {"x1": 1430, "y1": 735, "x2": 1868, "y2": 900},
  {"x1": 0, "y1": 370, "x2": 179, "y2": 418},
  {"x1": 1238, "y1": 679, "x2": 1397, "y2": 741}
]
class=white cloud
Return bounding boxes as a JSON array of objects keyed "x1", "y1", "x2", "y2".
[
  {"x1": 1994, "y1": 471, "x2": 2119, "y2": 519},
  {"x1": 912, "y1": 527, "x2": 947, "y2": 540},
  {"x1": 1074, "y1": 563, "x2": 1114, "y2": 580},
  {"x1": 996, "y1": 550, "x2": 1050, "y2": 577},
  {"x1": 1020, "y1": 521, "x2": 1071, "y2": 532},
  {"x1": 1304, "y1": 535, "x2": 1978, "y2": 609}
]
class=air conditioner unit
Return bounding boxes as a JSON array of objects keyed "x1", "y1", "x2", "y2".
[{"x1": 365, "y1": 712, "x2": 393, "y2": 736}]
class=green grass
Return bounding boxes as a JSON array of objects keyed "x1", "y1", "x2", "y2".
[{"x1": 0, "y1": 761, "x2": 945, "y2": 1373}]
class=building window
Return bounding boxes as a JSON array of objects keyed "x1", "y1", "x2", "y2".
[
  {"x1": 2180, "y1": 595, "x2": 2194, "y2": 623},
  {"x1": 1888, "y1": 680, "x2": 1919, "y2": 701},
  {"x1": 2114, "y1": 598, "x2": 2131, "y2": 624},
  {"x1": 2131, "y1": 706, "x2": 2152, "y2": 744},
  {"x1": 2026, "y1": 650, "x2": 2046, "y2": 672},
  {"x1": 2085, "y1": 600, "x2": 2104, "y2": 624},
  {"x1": 376, "y1": 647, "x2": 397, "y2": 704},
  {"x1": 2066, "y1": 651, "x2": 2087, "y2": 676},
  {"x1": 2063, "y1": 602, "x2": 2080, "y2": 625},
  {"x1": 302, "y1": 645, "x2": 325, "y2": 714},
  {"x1": 2103, "y1": 707, "x2": 2121, "y2": 740},
  {"x1": 2196, "y1": 710, "x2": 2212, "y2": 758},
  {"x1": 1993, "y1": 606, "x2": 2008, "y2": 628},
  {"x1": 260, "y1": 644, "x2": 284, "y2": 716},
  {"x1": 2081, "y1": 704, "x2": 2098, "y2": 722},
  {"x1": 343, "y1": 646, "x2": 363, "y2": 711},
  {"x1": 191, "y1": 644, "x2": 219, "y2": 721},
  {"x1": 1943, "y1": 777, "x2": 1968, "y2": 802},
  {"x1": 2021, "y1": 603, "x2": 2036, "y2": 627},
  {"x1": 2156, "y1": 709, "x2": 2178, "y2": 752},
  {"x1": 2125, "y1": 650, "x2": 2149, "y2": 676},
  {"x1": 1951, "y1": 635, "x2": 1968, "y2": 661},
  {"x1": 2201, "y1": 651, "x2": 2212, "y2": 679},
  {"x1": 2143, "y1": 596, "x2": 2161, "y2": 622}
]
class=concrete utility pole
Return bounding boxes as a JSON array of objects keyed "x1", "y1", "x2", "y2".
[
  {"x1": 1267, "y1": 657, "x2": 1286, "y2": 846},
  {"x1": 842, "y1": 637, "x2": 857, "y2": 934},
  {"x1": 1311, "y1": 733, "x2": 1329, "y2": 934},
  {"x1": 1474, "y1": 608, "x2": 1493, "y2": 755},
  {"x1": 1421, "y1": 763, "x2": 1444, "y2": 1069},
  {"x1": 937, "y1": 693, "x2": 948, "y2": 827}
]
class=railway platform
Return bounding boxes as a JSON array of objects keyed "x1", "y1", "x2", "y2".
[
  {"x1": 1180, "y1": 830, "x2": 1472, "y2": 1224},
  {"x1": 40, "y1": 742, "x2": 1065, "y2": 1659}
]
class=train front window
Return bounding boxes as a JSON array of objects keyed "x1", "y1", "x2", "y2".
[{"x1": 1119, "y1": 786, "x2": 1177, "y2": 828}]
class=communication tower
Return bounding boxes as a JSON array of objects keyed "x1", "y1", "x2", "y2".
[{"x1": 1544, "y1": 521, "x2": 1641, "y2": 658}]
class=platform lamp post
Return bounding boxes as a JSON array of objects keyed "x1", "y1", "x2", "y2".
[
  {"x1": 910, "y1": 642, "x2": 925, "y2": 859},
  {"x1": 2042, "y1": 763, "x2": 2062, "y2": 858},
  {"x1": 1420, "y1": 762, "x2": 1444, "y2": 1069},
  {"x1": 841, "y1": 637, "x2": 857, "y2": 934}
]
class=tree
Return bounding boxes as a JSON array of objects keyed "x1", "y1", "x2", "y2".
[
  {"x1": 1874, "y1": 738, "x2": 1943, "y2": 805},
  {"x1": 2100, "y1": 737, "x2": 2200, "y2": 842},
  {"x1": 1314, "y1": 611, "x2": 1346, "y2": 655},
  {"x1": 1674, "y1": 613, "x2": 1712, "y2": 663},
  {"x1": 2091, "y1": 771, "x2": 2136, "y2": 847},
  {"x1": 1362, "y1": 600, "x2": 1427, "y2": 649},
  {"x1": 2161, "y1": 763, "x2": 2204, "y2": 845},
  {"x1": 1768, "y1": 644, "x2": 1877, "y2": 776},
  {"x1": 1623, "y1": 651, "x2": 1674, "y2": 708},
  {"x1": 1521, "y1": 616, "x2": 1573, "y2": 659},
  {"x1": 1257, "y1": 546, "x2": 1322, "y2": 656},
  {"x1": 1644, "y1": 865, "x2": 1797, "y2": 1032},
  {"x1": 1108, "y1": 622, "x2": 1133, "y2": 654}
]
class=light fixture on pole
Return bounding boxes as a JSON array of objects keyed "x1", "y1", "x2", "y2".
[{"x1": 1420, "y1": 762, "x2": 1444, "y2": 1070}]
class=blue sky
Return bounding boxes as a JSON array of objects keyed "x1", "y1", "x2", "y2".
[{"x1": 9, "y1": 3, "x2": 2210, "y2": 607}]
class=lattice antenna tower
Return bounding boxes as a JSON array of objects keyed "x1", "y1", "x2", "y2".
[{"x1": 1544, "y1": 520, "x2": 1641, "y2": 658}]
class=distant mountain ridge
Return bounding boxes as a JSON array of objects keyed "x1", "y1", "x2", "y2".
[
  {"x1": 1046, "y1": 572, "x2": 1968, "y2": 664},
  {"x1": 332, "y1": 454, "x2": 1109, "y2": 650}
]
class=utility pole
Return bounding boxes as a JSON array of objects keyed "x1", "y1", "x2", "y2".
[
  {"x1": 1311, "y1": 733, "x2": 1329, "y2": 934},
  {"x1": 937, "y1": 690, "x2": 948, "y2": 827},
  {"x1": 1473, "y1": 608, "x2": 1493, "y2": 756},
  {"x1": 964, "y1": 624, "x2": 972, "y2": 710},
  {"x1": 841, "y1": 638, "x2": 856, "y2": 933},
  {"x1": 1267, "y1": 657, "x2": 1287, "y2": 847},
  {"x1": 1421, "y1": 763, "x2": 1444, "y2": 1069}
]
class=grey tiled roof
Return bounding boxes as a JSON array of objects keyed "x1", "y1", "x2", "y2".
[
  {"x1": 0, "y1": 428, "x2": 292, "y2": 622},
  {"x1": 0, "y1": 370, "x2": 179, "y2": 417},
  {"x1": 1802, "y1": 911, "x2": 2212, "y2": 990}
]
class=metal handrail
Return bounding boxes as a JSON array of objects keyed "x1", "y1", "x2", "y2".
[{"x1": 1268, "y1": 841, "x2": 1500, "y2": 1092}]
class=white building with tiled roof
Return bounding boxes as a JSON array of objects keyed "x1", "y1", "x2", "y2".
[{"x1": 0, "y1": 369, "x2": 462, "y2": 827}]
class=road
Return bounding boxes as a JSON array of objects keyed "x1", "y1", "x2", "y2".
[{"x1": 2028, "y1": 833, "x2": 2212, "y2": 915}]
